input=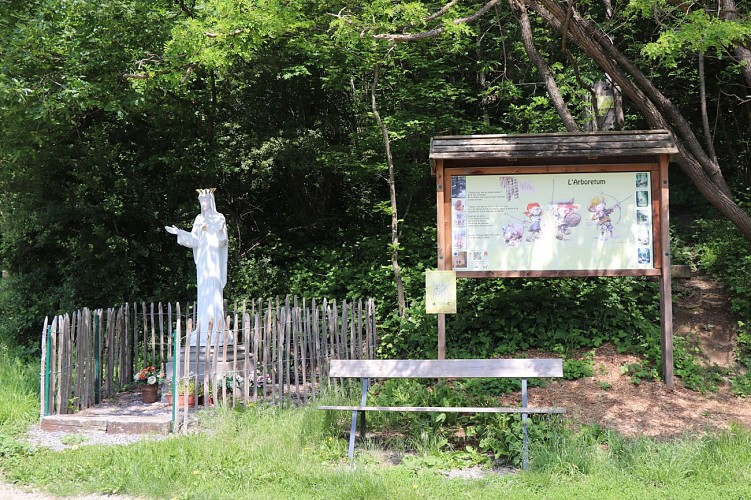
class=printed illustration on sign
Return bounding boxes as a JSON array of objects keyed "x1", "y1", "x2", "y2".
[{"x1": 450, "y1": 172, "x2": 653, "y2": 271}]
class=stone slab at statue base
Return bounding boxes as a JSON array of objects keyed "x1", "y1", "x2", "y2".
[
  {"x1": 189, "y1": 329, "x2": 234, "y2": 347},
  {"x1": 165, "y1": 345, "x2": 253, "y2": 385}
]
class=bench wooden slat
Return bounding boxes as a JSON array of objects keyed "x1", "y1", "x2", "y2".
[
  {"x1": 328, "y1": 359, "x2": 563, "y2": 379},
  {"x1": 317, "y1": 405, "x2": 566, "y2": 414}
]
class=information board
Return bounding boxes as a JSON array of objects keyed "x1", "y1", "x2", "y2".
[
  {"x1": 425, "y1": 270, "x2": 457, "y2": 314},
  {"x1": 449, "y1": 172, "x2": 654, "y2": 272}
]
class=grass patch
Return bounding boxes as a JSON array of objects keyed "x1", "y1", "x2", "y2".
[
  {"x1": 1, "y1": 349, "x2": 751, "y2": 498},
  {"x1": 1, "y1": 400, "x2": 750, "y2": 499},
  {"x1": 0, "y1": 344, "x2": 39, "y2": 435},
  {"x1": 527, "y1": 422, "x2": 751, "y2": 498}
]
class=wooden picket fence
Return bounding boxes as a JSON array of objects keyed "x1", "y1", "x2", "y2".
[{"x1": 39, "y1": 297, "x2": 377, "y2": 422}]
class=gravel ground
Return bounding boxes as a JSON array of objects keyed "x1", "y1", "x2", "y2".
[{"x1": 23, "y1": 424, "x2": 171, "y2": 452}]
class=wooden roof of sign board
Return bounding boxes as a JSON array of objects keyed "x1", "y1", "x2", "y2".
[{"x1": 429, "y1": 130, "x2": 678, "y2": 168}]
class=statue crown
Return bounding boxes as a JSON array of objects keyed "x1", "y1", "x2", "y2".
[{"x1": 196, "y1": 188, "x2": 216, "y2": 196}]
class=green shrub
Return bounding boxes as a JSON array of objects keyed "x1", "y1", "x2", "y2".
[
  {"x1": 621, "y1": 362, "x2": 657, "y2": 384},
  {"x1": 730, "y1": 372, "x2": 751, "y2": 397},
  {"x1": 562, "y1": 349, "x2": 596, "y2": 380}
]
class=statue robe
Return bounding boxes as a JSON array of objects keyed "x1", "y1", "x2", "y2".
[{"x1": 176, "y1": 212, "x2": 229, "y2": 346}]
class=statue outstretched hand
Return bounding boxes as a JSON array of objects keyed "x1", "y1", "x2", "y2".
[{"x1": 165, "y1": 225, "x2": 179, "y2": 235}]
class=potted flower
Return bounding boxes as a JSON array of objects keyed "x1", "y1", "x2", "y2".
[
  {"x1": 210, "y1": 370, "x2": 271, "y2": 404},
  {"x1": 166, "y1": 378, "x2": 204, "y2": 406},
  {"x1": 208, "y1": 372, "x2": 244, "y2": 406},
  {"x1": 134, "y1": 366, "x2": 165, "y2": 403}
]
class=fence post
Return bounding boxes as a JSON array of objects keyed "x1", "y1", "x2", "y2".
[
  {"x1": 171, "y1": 306, "x2": 180, "y2": 434},
  {"x1": 41, "y1": 297, "x2": 376, "y2": 410},
  {"x1": 39, "y1": 317, "x2": 50, "y2": 419},
  {"x1": 94, "y1": 311, "x2": 100, "y2": 405}
]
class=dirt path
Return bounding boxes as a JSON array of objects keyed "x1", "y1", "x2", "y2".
[
  {"x1": 522, "y1": 273, "x2": 750, "y2": 438},
  {"x1": 524, "y1": 344, "x2": 751, "y2": 439},
  {"x1": 674, "y1": 275, "x2": 736, "y2": 368}
]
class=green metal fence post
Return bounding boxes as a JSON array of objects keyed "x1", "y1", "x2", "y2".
[
  {"x1": 44, "y1": 326, "x2": 52, "y2": 416},
  {"x1": 94, "y1": 313, "x2": 100, "y2": 404},
  {"x1": 171, "y1": 328, "x2": 178, "y2": 433}
]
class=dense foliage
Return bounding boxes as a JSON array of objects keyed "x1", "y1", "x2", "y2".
[{"x1": 1, "y1": 0, "x2": 750, "y2": 380}]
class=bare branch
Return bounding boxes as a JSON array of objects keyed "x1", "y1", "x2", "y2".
[
  {"x1": 136, "y1": 54, "x2": 163, "y2": 69},
  {"x1": 426, "y1": 0, "x2": 462, "y2": 21},
  {"x1": 181, "y1": 63, "x2": 196, "y2": 84},
  {"x1": 177, "y1": 0, "x2": 194, "y2": 18},
  {"x1": 371, "y1": 64, "x2": 406, "y2": 318},
  {"x1": 327, "y1": 8, "x2": 355, "y2": 24},
  {"x1": 374, "y1": 0, "x2": 499, "y2": 42},
  {"x1": 374, "y1": 28, "x2": 445, "y2": 42},
  {"x1": 719, "y1": 90, "x2": 751, "y2": 104}
]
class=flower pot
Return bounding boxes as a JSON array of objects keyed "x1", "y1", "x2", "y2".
[
  {"x1": 206, "y1": 394, "x2": 223, "y2": 406},
  {"x1": 141, "y1": 384, "x2": 160, "y2": 404},
  {"x1": 166, "y1": 393, "x2": 197, "y2": 406}
]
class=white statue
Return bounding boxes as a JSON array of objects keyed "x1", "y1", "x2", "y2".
[{"x1": 165, "y1": 188, "x2": 231, "y2": 347}]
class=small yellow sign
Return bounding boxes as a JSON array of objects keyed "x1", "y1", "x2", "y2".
[{"x1": 425, "y1": 270, "x2": 457, "y2": 314}]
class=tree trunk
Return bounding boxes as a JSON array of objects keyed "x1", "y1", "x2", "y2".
[
  {"x1": 734, "y1": 44, "x2": 751, "y2": 90},
  {"x1": 698, "y1": 53, "x2": 718, "y2": 164},
  {"x1": 477, "y1": 33, "x2": 491, "y2": 126},
  {"x1": 509, "y1": 0, "x2": 579, "y2": 132},
  {"x1": 720, "y1": 0, "x2": 751, "y2": 89},
  {"x1": 371, "y1": 64, "x2": 407, "y2": 318}
]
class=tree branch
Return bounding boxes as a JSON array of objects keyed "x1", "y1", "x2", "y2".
[
  {"x1": 529, "y1": 0, "x2": 732, "y2": 197},
  {"x1": 371, "y1": 64, "x2": 406, "y2": 318},
  {"x1": 177, "y1": 0, "x2": 194, "y2": 18},
  {"x1": 509, "y1": 0, "x2": 579, "y2": 131},
  {"x1": 524, "y1": 0, "x2": 751, "y2": 240},
  {"x1": 374, "y1": 0, "x2": 499, "y2": 42},
  {"x1": 426, "y1": 0, "x2": 462, "y2": 22},
  {"x1": 699, "y1": 52, "x2": 718, "y2": 163}
]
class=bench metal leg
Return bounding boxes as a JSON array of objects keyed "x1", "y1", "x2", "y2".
[
  {"x1": 347, "y1": 410, "x2": 357, "y2": 459},
  {"x1": 359, "y1": 409, "x2": 366, "y2": 440},
  {"x1": 521, "y1": 378, "x2": 528, "y2": 471},
  {"x1": 348, "y1": 377, "x2": 369, "y2": 460}
]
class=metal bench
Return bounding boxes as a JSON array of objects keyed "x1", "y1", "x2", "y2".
[{"x1": 318, "y1": 358, "x2": 565, "y2": 469}]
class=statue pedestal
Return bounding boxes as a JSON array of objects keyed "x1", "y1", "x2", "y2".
[
  {"x1": 190, "y1": 329, "x2": 234, "y2": 347},
  {"x1": 165, "y1": 345, "x2": 253, "y2": 385}
]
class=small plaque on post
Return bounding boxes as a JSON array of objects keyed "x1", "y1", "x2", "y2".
[{"x1": 426, "y1": 270, "x2": 457, "y2": 314}]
